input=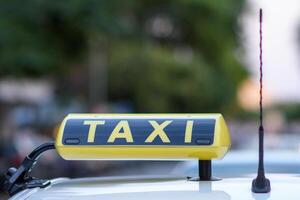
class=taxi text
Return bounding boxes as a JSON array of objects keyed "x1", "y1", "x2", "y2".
[{"x1": 83, "y1": 120, "x2": 194, "y2": 144}]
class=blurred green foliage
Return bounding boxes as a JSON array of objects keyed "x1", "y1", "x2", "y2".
[
  {"x1": 279, "y1": 104, "x2": 300, "y2": 120},
  {"x1": 0, "y1": 0, "x2": 247, "y2": 113}
]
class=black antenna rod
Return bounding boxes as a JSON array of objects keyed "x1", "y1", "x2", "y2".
[{"x1": 252, "y1": 8, "x2": 271, "y2": 193}]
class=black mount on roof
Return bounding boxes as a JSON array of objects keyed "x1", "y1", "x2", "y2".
[
  {"x1": 0, "y1": 142, "x2": 55, "y2": 196},
  {"x1": 251, "y1": 8, "x2": 271, "y2": 193},
  {"x1": 187, "y1": 160, "x2": 220, "y2": 181}
]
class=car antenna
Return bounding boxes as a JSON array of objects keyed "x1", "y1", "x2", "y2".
[{"x1": 251, "y1": 8, "x2": 271, "y2": 193}]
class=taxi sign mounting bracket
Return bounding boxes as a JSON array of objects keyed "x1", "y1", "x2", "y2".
[
  {"x1": 187, "y1": 160, "x2": 221, "y2": 181},
  {"x1": 0, "y1": 142, "x2": 55, "y2": 196}
]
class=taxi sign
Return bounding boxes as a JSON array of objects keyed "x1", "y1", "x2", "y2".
[{"x1": 55, "y1": 114, "x2": 230, "y2": 160}]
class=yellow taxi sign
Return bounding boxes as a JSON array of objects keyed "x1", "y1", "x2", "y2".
[{"x1": 55, "y1": 114, "x2": 230, "y2": 160}]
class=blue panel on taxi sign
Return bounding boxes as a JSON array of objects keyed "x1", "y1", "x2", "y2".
[{"x1": 62, "y1": 118, "x2": 215, "y2": 146}]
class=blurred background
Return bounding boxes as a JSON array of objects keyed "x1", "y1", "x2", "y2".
[{"x1": 1, "y1": 0, "x2": 300, "y2": 197}]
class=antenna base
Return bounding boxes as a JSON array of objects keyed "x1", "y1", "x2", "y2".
[{"x1": 252, "y1": 177, "x2": 271, "y2": 193}]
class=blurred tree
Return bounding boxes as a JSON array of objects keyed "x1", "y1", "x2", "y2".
[{"x1": 0, "y1": 0, "x2": 247, "y2": 113}]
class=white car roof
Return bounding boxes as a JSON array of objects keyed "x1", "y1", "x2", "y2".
[{"x1": 9, "y1": 174, "x2": 300, "y2": 200}]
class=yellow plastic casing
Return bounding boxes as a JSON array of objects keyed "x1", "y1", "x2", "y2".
[{"x1": 55, "y1": 114, "x2": 231, "y2": 160}]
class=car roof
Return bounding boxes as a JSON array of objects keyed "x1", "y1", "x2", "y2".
[
  {"x1": 9, "y1": 174, "x2": 300, "y2": 200},
  {"x1": 8, "y1": 151, "x2": 300, "y2": 199}
]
